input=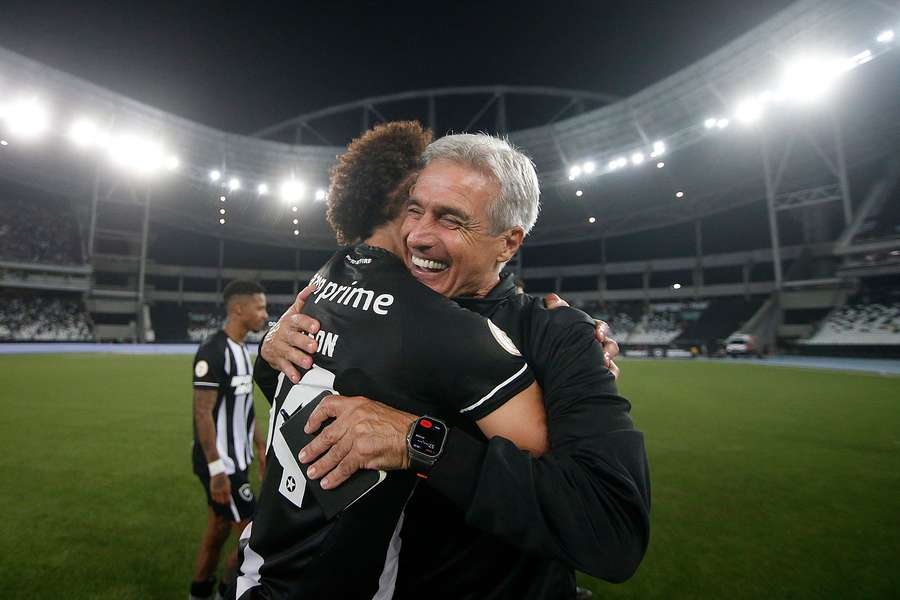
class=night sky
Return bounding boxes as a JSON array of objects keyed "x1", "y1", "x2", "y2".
[{"x1": 0, "y1": 1, "x2": 794, "y2": 135}]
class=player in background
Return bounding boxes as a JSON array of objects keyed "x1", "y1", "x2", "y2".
[{"x1": 190, "y1": 280, "x2": 269, "y2": 600}]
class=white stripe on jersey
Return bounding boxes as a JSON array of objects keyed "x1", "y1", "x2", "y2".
[
  {"x1": 459, "y1": 362, "x2": 529, "y2": 414},
  {"x1": 372, "y1": 511, "x2": 406, "y2": 600},
  {"x1": 236, "y1": 523, "x2": 263, "y2": 598},
  {"x1": 228, "y1": 338, "x2": 249, "y2": 472},
  {"x1": 216, "y1": 399, "x2": 236, "y2": 475}
]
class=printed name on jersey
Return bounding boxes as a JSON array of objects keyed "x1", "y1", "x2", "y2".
[
  {"x1": 309, "y1": 272, "x2": 394, "y2": 316},
  {"x1": 310, "y1": 328, "x2": 339, "y2": 358},
  {"x1": 344, "y1": 254, "x2": 372, "y2": 265},
  {"x1": 487, "y1": 319, "x2": 522, "y2": 356},
  {"x1": 231, "y1": 374, "x2": 254, "y2": 396},
  {"x1": 195, "y1": 360, "x2": 209, "y2": 377}
]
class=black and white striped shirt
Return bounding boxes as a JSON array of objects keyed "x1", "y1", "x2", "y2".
[{"x1": 192, "y1": 329, "x2": 256, "y2": 475}]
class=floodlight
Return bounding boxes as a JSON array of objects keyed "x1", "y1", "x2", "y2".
[
  {"x1": 219, "y1": 208, "x2": 226, "y2": 215},
  {"x1": 165, "y1": 155, "x2": 180, "y2": 171},
  {"x1": 219, "y1": 195, "x2": 226, "y2": 202},
  {"x1": 673, "y1": 283, "x2": 682, "y2": 290},
  {"x1": 210, "y1": 169, "x2": 221, "y2": 181},
  {"x1": 675, "y1": 191, "x2": 685, "y2": 198},
  {"x1": 608, "y1": 159, "x2": 620, "y2": 170},
  {"x1": 314, "y1": 188, "x2": 326, "y2": 201},
  {"x1": 293, "y1": 229, "x2": 300, "y2": 236},
  {"x1": 583, "y1": 161, "x2": 596, "y2": 174},
  {"x1": 108, "y1": 134, "x2": 165, "y2": 174},
  {"x1": 291, "y1": 205, "x2": 298, "y2": 212},
  {"x1": 280, "y1": 179, "x2": 305, "y2": 203},
  {"x1": 292, "y1": 218, "x2": 299, "y2": 225},
  {"x1": 704, "y1": 118, "x2": 717, "y2": 129},
  {"x1": 847, "y1": 49, "x2": 873, "y2": 68},
  {"x1": 68, "y1": 118, "x2": 100, "y2": 147},
  {"x1": 779, "y1": 57, "x2": 842, "y2": 103},
  {"x1": 588, "y1": 216, "x2": 596, "y2": 224},
  {"x1": 228, "y1": 177, "x2": 241, "y2": 191},
  {"x1": 569, "y1": 165, "x2": 582, "y2": 179},
  {"x1": 876, "y1": 30, "x2": 894, "y2": 43},
  {"x1": 631, "y1": 152, "x2": 645, "y2": 166},
  {"x1": 735, "y1": 97, "x2": 763, "y2": 123},
  {"x1": 0, "y1": 139, "x2": 7, "y2": 146},
  {"x1": 716, "y1": 118, "x2": 730, "y2": 129},
  {"x1": 219, "y1": 218, "x2": 226, "y2": 225},
  {"x1": 3, "y1": 97, "x2": 50, "y2": 138},
  {"x1": 656, "y1": 162, "x2": 665, "y2": 169},
  {"x1": 575, "y1": 190, "x2": 583, "y2": 197},
  {"x1": 650, "y1": 141, "x2": 666, "y2": 157}
]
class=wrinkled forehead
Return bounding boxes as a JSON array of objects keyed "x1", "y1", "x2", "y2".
[{"x1": 409, "y1": 160, "x2": 498, "y2": 214}]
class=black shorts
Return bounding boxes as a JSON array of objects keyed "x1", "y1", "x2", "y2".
[{"x1": 194, "y1": 462, "x2": 257, "y2": 523}]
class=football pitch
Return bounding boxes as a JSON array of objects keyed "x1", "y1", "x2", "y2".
[{"x1": 2, "y1": 355, "x2": 898, "y2": 599}]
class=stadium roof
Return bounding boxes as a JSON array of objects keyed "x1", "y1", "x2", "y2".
[{"x1": 0, "y1": 0, "x2": 898, "y2": 249}]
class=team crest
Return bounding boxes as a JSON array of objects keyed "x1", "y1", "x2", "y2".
[
  {"x1": 239, "y1": 483, "x2": 254, "y2": 502},
  {"x1": 194, "y1": 360, "x2": 209, "y2": 377},
  {"x1": 487, "y1": 319, "x2": 522, "y2": 357}
]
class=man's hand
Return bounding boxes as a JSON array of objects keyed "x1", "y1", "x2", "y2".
[
  {"x1": 262, "y1": 284, "x2": 321, "y2": 384},
  {"x1": 297, "y1": 395, "x2": 417, "y2": 490},
  {"x1": 544, "y1": 293, "x2": 620, "y2": 379},
  {"x1": 210, "y1": 473, "x2": 232, "y2": 505}
]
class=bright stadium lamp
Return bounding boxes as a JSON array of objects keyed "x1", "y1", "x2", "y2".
[
  {"x1": 210, "y1": 169, "x2": 222, "y2": 182},
  {"x1": 219, "y1": 208, "x2": 226, "y2": 215},
  {"x1": 650, "y1": 141, "x2": 666, "y2": 158},
  {"x1": 716, "y1": 118, "x2": 730, "y2": 129},
  {"x1": 293, "y1": 229, "x2": 300, "y2": 236},
  {"x1": 583, "y1": 161, "x2": 596, "y2": 174},
  {"x1": 219, "y1": 218, "x2": 226, "y2": 225},
  {"x1": 292, "y1": 218, "x2": 299, "y2": 225},
  {"x1": 673, "y1": 283, "x2": 682, "y2": 290},
  {"x1": 876, "y1": 29, "x2": 894, "y2": 43},
  {"x1": 575, "y1": 190, "x2": 583, "y2": 197},
  {"x1": 314, "y1": 188, "x2": 326, "y2": 201},
  {"x1": 165, "y1": 155, "x2": 180, "y2": 171},
  {"x1": 68, "y1": 118, "x2": 100, "y2": 148},
  {"x1": 281, "y1": 178, "x2": 305, "y2": 204},
  {"x1": 656, "y1": 161, "x2": 665, "y2": 169},
  {"x1": 108, "y1": 133, "x2": 165, "y2": 174},
  {"x1": 631, "y1": 152, "x2": 645, "y2": 166},
  {"x1": 569, "y1": 165, "x2": 582, "y2": 179},
  {"x1": 257, "y1": 183, "x2": 269, "y2": 195},
  {"x1": 675, "y1": 191, "x2": 685, "y2": 198},
  {"x1": 0, "y1": 139, "x2": 7, "y2": 146},
  {"x1": 219, "y1": 195, "x2": 226, "y2": 202},
  {"x1": 2, "y1": 97, "x2": 50, "y2": 139},
  {"x1": 779, "y1": 57, "x2": 842, "y2": 103},
  {"x1": 228, "y1": 177, "x2": 241, "y2": 191},
  {"x1": 704, "y1": 117, "x2": 717, "y2": 129},
  {"x1": 735, "y1": 97, "x2": 764, "y2": 124},
  {"x1": 291, "y1": 205, "x2": 298, "y2": 212},
  {"x1": 588, "y1": 216, "x2": 596, "y2": 224}
]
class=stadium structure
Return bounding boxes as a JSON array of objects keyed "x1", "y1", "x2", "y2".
[{"x1": 1, "y1": 0, "x2": 899, "y2": 358}]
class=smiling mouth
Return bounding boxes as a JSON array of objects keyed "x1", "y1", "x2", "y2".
[{"x1": 411, "y1": 254, "x2": 449, "y2": 273}]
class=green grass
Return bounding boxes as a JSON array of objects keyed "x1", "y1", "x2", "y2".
[{"x1": 1, "y1": 355, "x2": 899, "y2": 599}]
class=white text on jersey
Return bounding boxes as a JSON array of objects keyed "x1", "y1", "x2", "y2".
[{"x1": 309, "y1": 273, "x2": 394, "y2": 316}]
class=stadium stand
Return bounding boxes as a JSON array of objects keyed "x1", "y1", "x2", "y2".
[
  {"x1": 0, "y1": 289, "x2": 93, "y2": 341},
  {"x1": 805, "y1": 302, "x2": 900, "y2": 345},
  {"x1": 0, "y1": 194, "x2": 83, "y2": 265}
]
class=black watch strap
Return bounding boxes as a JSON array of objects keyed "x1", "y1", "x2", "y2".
[{"x1": 407, "y1": 416, "x2": 448, "y2": 478}]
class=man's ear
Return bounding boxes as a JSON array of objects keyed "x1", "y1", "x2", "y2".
[{"x1": 496, "y1": 227, "x2": 524, "y2": 264}]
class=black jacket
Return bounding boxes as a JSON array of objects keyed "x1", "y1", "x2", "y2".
[{"x1": 393, "y1": 274, "x2": 650, "y2": 600}]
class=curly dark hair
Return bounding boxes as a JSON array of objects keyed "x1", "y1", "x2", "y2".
[{"x1": 326, "y1": 121, "x2": 432, "y2": 245}]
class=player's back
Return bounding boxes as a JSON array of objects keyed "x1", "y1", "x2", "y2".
[{"x1": 238, "y1": 244, "x2": 532, "y2": 599}]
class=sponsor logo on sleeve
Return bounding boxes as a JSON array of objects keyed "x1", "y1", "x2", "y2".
[
  {"x1": 487, "y1": 319, "x2": 522, "y2": 357},
  {"x1": 194, "y1": 360, "x2": 209, "y2": 378}
]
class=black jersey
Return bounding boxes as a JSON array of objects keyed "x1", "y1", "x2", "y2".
[
  {"x1": 237, "y1": 244, "x2": 534, "y2": 600},
  {"x1": 192, "y1": 329, "x2": 257, "y2": 477}
]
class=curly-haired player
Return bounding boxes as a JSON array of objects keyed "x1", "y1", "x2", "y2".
[{"x1": 234, "y1": 122, "x2": 547, "y2": 599}]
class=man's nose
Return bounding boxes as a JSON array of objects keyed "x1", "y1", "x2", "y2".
[{"x1": 407, "y1": 216, "x2": 436, "y2": 249}]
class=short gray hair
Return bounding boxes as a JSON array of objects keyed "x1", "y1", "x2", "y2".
[{"x1": 422, "y1": 133, "x2": 540, "y2": 236}]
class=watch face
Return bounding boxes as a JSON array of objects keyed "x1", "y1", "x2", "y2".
[{"x1": 410, "y1": 418, "x2": 446, "y2": 458}]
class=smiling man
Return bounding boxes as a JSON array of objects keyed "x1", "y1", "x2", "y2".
[{"x1": 264, "y1": 133, "x2": 651, "y2": 599}]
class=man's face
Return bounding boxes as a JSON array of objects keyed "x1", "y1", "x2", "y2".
[
  {"x1": 237, "y1": 293, "x2": 269, "y2": 332},
  {"x1": 402, "y1": 160, "x2": 515, "y2": 298}
]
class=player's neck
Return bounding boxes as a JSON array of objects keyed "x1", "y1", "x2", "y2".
[
  {"x1": 223, "y1": 319, "x2": 248, "y2": 344},
  {"x1": 363, "y1": 219, "x2": 404, "y2": 258}
]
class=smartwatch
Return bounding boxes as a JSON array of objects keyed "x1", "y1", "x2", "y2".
[{"x1": 406, "y1": 416, "x2": 448, "y2": 477}]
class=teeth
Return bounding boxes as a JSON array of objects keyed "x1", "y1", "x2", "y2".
[{"x1": 412, "y1": 255, "x2": 448, "y2": 271}]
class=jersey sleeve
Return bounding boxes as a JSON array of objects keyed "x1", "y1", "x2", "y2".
[
  {"x1": 413, "y1": 302, "x2": 534, "y2": 421},
  {"x1": 192, "y1": 340, "x2": 226, "y2": 390}
]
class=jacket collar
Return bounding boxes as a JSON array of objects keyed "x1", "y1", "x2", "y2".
[{"x1": 452, "y1": 272, "x2": 519, "y2": 311}]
